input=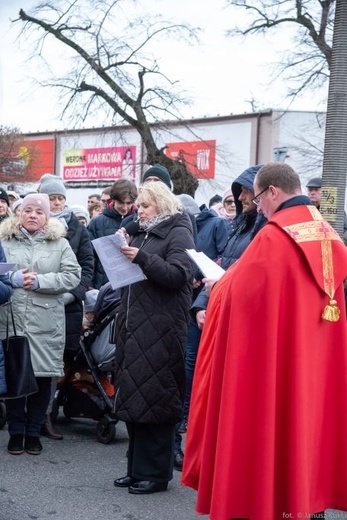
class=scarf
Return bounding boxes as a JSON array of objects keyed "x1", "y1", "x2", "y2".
[
  {"x1": 20, "y1": 225, "x2": 46, "y2": 239},
  {"x1": 50, "y1": 207, "x2": 72, "y2": 229},
  {"x1": 139, "y1": 213, "x2": 171, "y2": 232}
]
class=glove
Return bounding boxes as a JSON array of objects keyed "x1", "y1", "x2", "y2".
[
  {"x1": 11, "y1": 271, "x2": 39, "y2": 290},
  {"x1": 31, "y1": 276, "x2": 39, "y2": 290},
  {"x1": 11, "y1": 270, "x2": 24, "y2": 287},
  {"x1": 62, "y1": 292, "x2": 76, "y2": 306}
]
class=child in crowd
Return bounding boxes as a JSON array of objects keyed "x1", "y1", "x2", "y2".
[
  {"x1": 82, "y1": 288, "x2": 116, "y2": 397},
  {"x1": 83, "y1": 289, "x2": 99, "y2": 330}
]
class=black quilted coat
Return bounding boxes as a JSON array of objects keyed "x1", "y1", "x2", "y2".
[{"x1": 114, "y1": 212, "x2": 195, "y2": 424}]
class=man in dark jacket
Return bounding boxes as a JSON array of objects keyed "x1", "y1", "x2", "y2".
[
  {"x1": 192, "y1": 164, "x2": 267, "y2": 315},
  {"x1": 306, "y1": 176, "x2": 347, "y2": 244},
  {"x1": 174, "y1": 164, "x2": 267, "y2": 470},
  {"x1": 88, "y1": 179, "x2": 137, "y2": 289}
]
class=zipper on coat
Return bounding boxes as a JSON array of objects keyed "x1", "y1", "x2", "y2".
[{"x1": 124, "y1": 232, "x2": 153, "y2": 329}]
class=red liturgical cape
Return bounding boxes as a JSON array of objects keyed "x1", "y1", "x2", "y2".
[{"x1": 182, "y1": 205, "x2": 347, "y2": 520}]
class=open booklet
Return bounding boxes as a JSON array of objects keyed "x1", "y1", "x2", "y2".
[
  {"x1": 186, "y1": 249, "x2": 225, "y2": 280},
  {"x1": 92, "y1": 234, "x2": 146, "y2": 289}
]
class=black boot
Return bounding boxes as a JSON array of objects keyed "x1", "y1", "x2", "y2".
[{"x1": 41, "y1": 413, "x2": 63, "y2": 440}]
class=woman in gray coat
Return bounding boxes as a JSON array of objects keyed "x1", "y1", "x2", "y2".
[
  {"x1": 113, "y1": 182, "x2": 194, "y2": 495},
  {"x1": 0, "y1": 194, "x2": 81, "y2": 456}
]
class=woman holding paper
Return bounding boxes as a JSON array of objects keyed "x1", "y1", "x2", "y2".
[{"x1": 113, "y1": 181, "x2": 195, "y2": 495}]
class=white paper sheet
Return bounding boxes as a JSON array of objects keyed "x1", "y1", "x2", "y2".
[
  {"x1": 0, "y1": 263, "x2": 16, "y2": 275},
  {"x1": 185, "y1": 249, "x2": 225, "y2": 280},
  {"x1": 92, "y1": 234, "x2": 146, "y2": 289}
]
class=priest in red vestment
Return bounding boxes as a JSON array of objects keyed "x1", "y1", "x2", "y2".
[{"x1": 182, "y1": 162, "x2": 347, "y2": 520}]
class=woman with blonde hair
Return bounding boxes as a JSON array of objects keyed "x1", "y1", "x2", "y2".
[{"x1": 113, "y1": 181, "x2": 195, "y2": 495}]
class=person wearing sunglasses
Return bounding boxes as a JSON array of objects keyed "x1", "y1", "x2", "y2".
[
  {"x1": 221, "y1": 189, "x2": 236, "y2": 230},
  {"x1": 183, "y1": 162, "x2": 347, "y2": 520}
]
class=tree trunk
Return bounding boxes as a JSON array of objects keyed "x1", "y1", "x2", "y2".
[
  {"x1": 139, "y1": 127, "x2": 199, "y2": 196},
  {"x1": 321, "y1": 0, "x2": 347, "y2": 237}
]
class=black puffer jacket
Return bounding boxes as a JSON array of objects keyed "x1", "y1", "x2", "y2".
[
  {"x1": 114, "y1": 212, "x2": 195, "y2": 424},
  {"x1": 65, "y1": 213, "x2": 94, "y2": 352}
]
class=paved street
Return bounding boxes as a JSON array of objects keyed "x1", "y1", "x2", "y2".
[
  {"x1": 0, "y1": 414, "x2": 198, "y2": 520},
  {"x1": 1, "y1": 413, "x2": 347, "y2": 520}
]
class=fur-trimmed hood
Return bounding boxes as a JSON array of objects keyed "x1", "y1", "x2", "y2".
[{"x1": 0, "y1": 216, "x2": 67, "y2": 241}]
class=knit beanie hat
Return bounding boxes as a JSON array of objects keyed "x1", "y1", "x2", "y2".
[
  {"x1": 20, "y1": 193, "x2": 50, "y2": 220},
  {"x1": 12, "y1": 199, "x2": 22, "y2": 213},
  {"x1": 142, "y1": 164, "x2": 171, "y2": 189},
  {"x1": 84, "y1": 289, "x2": 99, "y2": 312},
  {"x1": 40, "y1": 173, "x2": 56, "y2": 184},
  {"x1": 7, "y1": 190, "x2": 20, "y2": 202},
  {"x1": 71, "y1": 205, "x2": 90, "y2": 225},
  {"x1": 39, "y1": 176, "x2": 67, "y2": 198},
  {"x1": 209, "y1": 194, "x2": 222, "y2": 207},
  {"x1": 177, "y1": 194, "x2": 200, "y2": 215},
  {"x1": 222, "y1": 189, "x2": 233, "y2": 204},
  {"x1": 0, "y1": 188, "x2": 9, "y2": 206}
]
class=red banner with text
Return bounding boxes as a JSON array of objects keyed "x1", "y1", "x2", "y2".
[{"x1": 165, "y1": 140, "x2": 216, "y2": 179}]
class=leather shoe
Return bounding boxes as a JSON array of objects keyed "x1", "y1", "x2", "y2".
[
  {"x1": 114, "y1": 476, "x2": 138, "y2": 488},
  {"x1": 41, "y1": 413, "x2": 63, "y2": 440},
  {"x1": 128, "y1": 480, "x2": 168, "y2": 495},
  {"x1": 174, "y1": 449, "x2": 184, "y2": 471}
]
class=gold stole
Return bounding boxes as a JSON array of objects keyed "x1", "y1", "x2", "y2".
[{"x1": 282, "y1": 206, "x2": 341, "y2": 322}]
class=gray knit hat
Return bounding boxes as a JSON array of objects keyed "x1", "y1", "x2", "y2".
[
  {"x1": 39, "y1": 175, "x2": 67, "y2": 198},
  {"x1": 71, "y1": 205, "x2": 90, "y2": 225},
  {"x1": 84, "y1": 289, "x2": 99, "y2": 312},
  {"x1": 177, "y1": 194, "x2": 200, "y2": 215}
]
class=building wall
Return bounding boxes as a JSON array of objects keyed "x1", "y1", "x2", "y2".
[{"x1": 6, "y1": 110, "x2": 330, "y2": 208}]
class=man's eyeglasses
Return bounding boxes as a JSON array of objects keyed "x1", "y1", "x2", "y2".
[{"x1": 252, "y1": 187, "x2": 269, "y2": 205}]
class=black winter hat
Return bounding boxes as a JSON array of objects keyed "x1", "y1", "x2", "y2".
[
  {"x1": 306, "y1": 176, "x2": 322, "y2": 188},
  {"x1": 0, "y1": 188, "x2": 9, "y2": 206},
  {"x1": 209, "y1": 194, "x2": 222, "y2": 207},
  {"x1": 142, "y1": 164, "x2": 171, "y2": 189}
]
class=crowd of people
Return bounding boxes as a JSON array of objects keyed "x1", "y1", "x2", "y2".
[{"x1": 0, "y1": 162, "x2": 346, "y2": 519}]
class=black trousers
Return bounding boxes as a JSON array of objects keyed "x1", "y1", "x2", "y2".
[
  {"x1": 5, "y1": 377, "x2": 52, "y2": 437},
  {"x1": 126, "y1": 422, "x2": 175, "y2": 482}
]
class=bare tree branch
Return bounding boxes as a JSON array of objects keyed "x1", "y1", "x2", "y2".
[
  {"x1": 226, "y1": 0, "x2": 334, "y2": 100},
  {"x1": 14, "y1": 0, "x2": 201, "y2": 194}
]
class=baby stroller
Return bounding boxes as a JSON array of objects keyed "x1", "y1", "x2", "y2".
[{"x1": 52, "y1": 283, "x2": 121, "y2": 444}]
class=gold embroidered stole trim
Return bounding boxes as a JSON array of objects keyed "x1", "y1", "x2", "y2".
[{"x1": 281, "y1": 206, "x2": 340, "y2": 321}]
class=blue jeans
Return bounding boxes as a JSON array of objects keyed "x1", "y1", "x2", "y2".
[
  {"x1": 174, "y1": 319, "x2": 202, "y2": 453},
  {"x1": 182, "y1": 318, "x2": 201, "y2": 419}
]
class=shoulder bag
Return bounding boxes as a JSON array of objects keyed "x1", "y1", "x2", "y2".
[{"x1": 1, "y1": 301, "x2": 38, "y2": 399}]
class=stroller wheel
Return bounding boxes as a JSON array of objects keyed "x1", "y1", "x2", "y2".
[
  {"x1": 96, "y1": 416, "x2": 116, "y2": 444},
  {"x1": 0, "y1": 401, "x2": 7, "y2": 429}
]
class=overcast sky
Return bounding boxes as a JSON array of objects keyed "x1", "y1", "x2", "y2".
[{"x1": 0, "y1": 0, "x2": 327, "y2": 134}]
